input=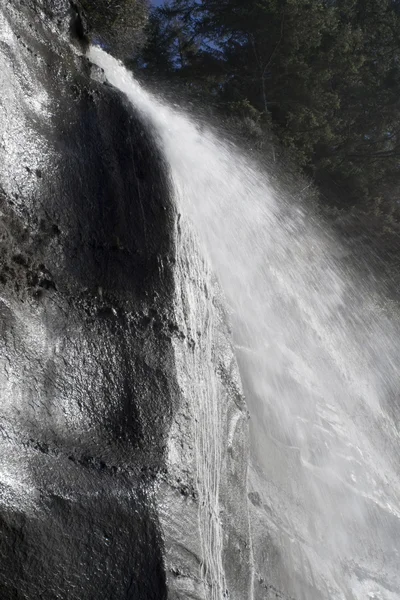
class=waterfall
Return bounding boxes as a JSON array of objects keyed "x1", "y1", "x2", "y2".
[{"x1": 88, "y1": 47, "x2": 400, "y2": 600}]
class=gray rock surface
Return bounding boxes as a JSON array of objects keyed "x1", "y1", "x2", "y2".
[
  {"x1": 0, "y1": 1, "x2": 252, "y2": 598},
  {"x1": 157, "y1": 223, "x2": 252, "y2": 600}
]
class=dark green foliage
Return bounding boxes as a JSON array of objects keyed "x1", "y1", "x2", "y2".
[
  {"x1": 77, "y1": 0, "x2": 149, "y2": 56},
  {"x1": 136, "y1": 0, "x2": 400, "y2": 210}
]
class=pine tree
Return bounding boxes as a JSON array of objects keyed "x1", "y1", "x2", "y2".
[{"x1": 137, "y1": 0, "x2": 400, "y2": 207}]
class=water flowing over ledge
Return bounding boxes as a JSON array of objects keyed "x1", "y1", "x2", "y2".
[
  {"x1": 0, "y1": 1, "x2": 399, "y2": 593},
  {"x1": 89, "y1": 46, "x2": 400, "y2": 600}
]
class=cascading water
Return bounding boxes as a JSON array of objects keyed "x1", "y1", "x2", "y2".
[{"x1": 88, "y1": 47, "x2": 400, "y2": 600}]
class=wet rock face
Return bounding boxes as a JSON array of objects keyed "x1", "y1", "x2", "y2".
[
  {"x1": 0, "y1": 2, "x2": 177, "y2": 599},
  {"x1": 157, "y1": 227, "x2": 252, "y2": 600},
  {"x1": 0, "y1": 4, "x2": 253, "y2": 600}
]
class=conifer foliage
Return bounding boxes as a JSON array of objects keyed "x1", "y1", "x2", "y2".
[{"x1": 138, "y1": 0, "x2": 400, "y2": 208}]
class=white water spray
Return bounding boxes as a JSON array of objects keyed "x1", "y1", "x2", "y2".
[{"x1": 89, "y1": 47, "x2": 400, "y2": 600}]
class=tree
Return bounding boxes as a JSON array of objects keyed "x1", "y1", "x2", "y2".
[
  {"x1": 137, "y1": 0, "x2": 400, "y2": 207},
  {"x1": 77, "y1": 0, "x2": 149, "y2": 57}
]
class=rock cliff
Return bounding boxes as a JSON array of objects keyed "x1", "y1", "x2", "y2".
[{"x1": 0, "y1": 2, "x2": 252, "y2": 598}]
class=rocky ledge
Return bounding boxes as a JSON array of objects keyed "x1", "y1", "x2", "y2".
[{"x1": 0, "y1": 2, "x2": 252, "y2": 598}]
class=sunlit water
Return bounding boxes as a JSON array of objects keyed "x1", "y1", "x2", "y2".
[{"x1": 89, "y1": 47, "x2": 400, "y2": 600}]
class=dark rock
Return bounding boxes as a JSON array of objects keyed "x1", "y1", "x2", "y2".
[
  {"x1": 0, "y1": 3, "x2": 175, "y2": 599},
  {"x1": 0, "y1": 3, "x2": 253, "y2": 600}
]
